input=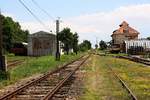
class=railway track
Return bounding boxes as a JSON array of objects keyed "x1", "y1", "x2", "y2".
[
  {"x1": 107, "y1": 66, "x2": 137, "y2": 100},
  {"x1": 7, "y1": 59, "x2": 25, "y2": 68},
  {"x1": 95, "y1": 54, "x2": 138, "y2": 100},
  {"x1": 0, "y1": 55, "x2": 89, "y2": 100},
  {"x1": 117, "y1": 56, "x2": 150, "y2": 66}
]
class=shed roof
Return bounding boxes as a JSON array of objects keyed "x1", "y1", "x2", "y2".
[{"x1": 30, "y1": 31, "x2": 56, "y2": 37}]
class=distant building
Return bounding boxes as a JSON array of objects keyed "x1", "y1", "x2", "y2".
[
  {"x1": 124, "y1": 39, "x2": 150, "y2": 54},
  {"x1": 111, "y1": 21, "x2": 140, "y2": 51},
  {"x1": 28, "y1": 31, "x2": 56, "y2": 56}
]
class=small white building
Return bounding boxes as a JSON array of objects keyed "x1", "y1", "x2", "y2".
[{"x1": 124, "y1": 39, "x2": 150, "y2": 54}]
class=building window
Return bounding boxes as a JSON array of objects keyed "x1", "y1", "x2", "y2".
[{"x1": 123, "y1": 30, "x2": 129, "y2": 33}]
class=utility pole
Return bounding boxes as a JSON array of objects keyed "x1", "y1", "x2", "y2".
[
  {"x1": 95, "y1": 36, "x2": 98, "y2": 49},
  {"x1": 0, "y1": 10, "x2": 7, "y2": 72},
  {"x1": 55, "y1": 18, "x2": 60, "y2": 61}
]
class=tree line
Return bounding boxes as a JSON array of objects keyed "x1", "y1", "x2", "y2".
[
  {"x1": 58, "y1": 28, "x2": 92, "y2": 54},
  {"x1": 0, "y1": 14, "x2": 29, "y2": 52},
  {"x1": 0, "y1": 14, "x2": 92, "y2": 54}
]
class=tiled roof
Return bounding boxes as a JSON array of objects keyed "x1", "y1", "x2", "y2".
[{"x1": 112, "y1": 21, "x2": 140, "y2": 36}]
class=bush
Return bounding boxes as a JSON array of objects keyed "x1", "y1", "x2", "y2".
[{"x1": 0, "y1": 71, "x2": 10, "y2": 80}]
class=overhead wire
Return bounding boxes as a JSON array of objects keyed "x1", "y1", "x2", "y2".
[
  {"x1": 31, "y1": 0, "x2": 70, "y2": 33},
  {"x1": 31, "y1": 0, "x2": 55, "y2": 20},
  {"x1": 31, "y1": 0, "x2": 56, "y2": 32},
  {"x1": 18, "y1": 0, "x2": 49, "y2": 31}
]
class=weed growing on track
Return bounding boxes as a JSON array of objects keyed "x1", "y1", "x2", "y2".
[
  {"x1": 96, "y1": 55, "x2": 150, "y2": 100},
  {"x1": 110, "y1": 57, "x2": 150, "y2": 100},
  {"x1": 0, "y1": 53, "x2": 82, "y2": 89},
  {"x1": 6, "y1": 54, "x2": 27, "y2": 62},
  {"x1": 80, "y1": 55, "x2": 131, "y2": 100}
]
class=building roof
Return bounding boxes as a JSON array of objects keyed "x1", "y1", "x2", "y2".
[
  {"x1": 112, "y1": 21, "x2": 140, "y2": 36},
  {"x1": 30, "y1": 31, "x2": 56, "y2": 37}
]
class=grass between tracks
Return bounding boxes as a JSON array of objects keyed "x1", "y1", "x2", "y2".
[
  {"x1": 80, "y1": 55, "x2": 130, "y2": 100},
  {"x1": 110, "y1": 56, "x2": 150, "y2": 100},
  {"x1": 6, "y1": 54, "x2": 27, "y2": 62},
  {"x1": 81, "y1": 54, "x2": 150, "y2": 100},
  {"x1": 0, "y1": 53, "x2": 82, "y2": 89}
]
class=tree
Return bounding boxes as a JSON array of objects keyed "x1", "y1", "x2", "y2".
[
  {"x1": 147, "y1": 37, "x2": 150, "y2": 40},
  {"x1": 72, "y1": 32, "x2": 79, "y2": 54},
  {"x1": 99, "y1": 40, "x2": 107, "y2": 50},
  {"x1": 79, "y1": 40, "x2": 91, "y2": 51},
  {"x1": 108, "y1": 40, "x2": 113, "y2": 47},
  {"x1": 1, "y1": 14, "x2": 29, "y2": 52},
  {"x1": 95, "y1": 44, "x2": 98, "y2": 49},
  {"x1": 58, "y1": 28, "x2": 73, "y2": 55}
]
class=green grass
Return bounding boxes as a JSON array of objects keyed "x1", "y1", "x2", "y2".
[
  {"x1": 92, "y1": 56, "x2": 150, "y2": 100},
  {"x1": 6, "y1": 53, "x2": 27, "y2": 62},
  {"x1": 106, "y1": 53, "x2": 128, "y2": 57},
  {"x1": 97, "y1": 50, "x2": 128, "y2": 57},
  {"x1": 80, "y1": 55, "x2": 130, "y2": 100},
  {"x1": 80, "y1": 55, "x2": 150, "y2": 100},
  {"x1": 0, "y1": 53, "x2": 82, "y2": 89}
]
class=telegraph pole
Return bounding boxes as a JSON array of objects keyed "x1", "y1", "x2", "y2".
[
  {"x1": 95, "y1": 36, "x2": 98, "y2": 49},
  {"x1": 55, "y1": 18, "x2": 60, "y2": 61},
  {"x1": 0, "y1": 10, "x2": 7, "y2": 72}
]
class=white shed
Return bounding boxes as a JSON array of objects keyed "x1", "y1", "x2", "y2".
[{"x1": 124, "y1": 39, "x2": 150, "y2": 54}]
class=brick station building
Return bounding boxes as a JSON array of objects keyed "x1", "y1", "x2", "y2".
[{"x1": 111, "y1": 21, "x2": 140, "y2": 51}]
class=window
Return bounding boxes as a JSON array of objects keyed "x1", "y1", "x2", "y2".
[{"x1": 123, "y1": 30, "x2": 129, "y2": 33}]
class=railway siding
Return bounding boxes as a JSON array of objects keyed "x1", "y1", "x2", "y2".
[
  {"x1": 80, "y1": 54, "x2": 150, "y2": 100},
  {"x1": 102, "y1": 55, "x2": 150, "y2": 100},
  {"x1": 80, "y1": 55, "x2": 131, "y2": 100}
]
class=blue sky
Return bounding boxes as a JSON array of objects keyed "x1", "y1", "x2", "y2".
[
  {"x1": 1, "y1": 0, "x2": 150, "y2": 20},
  {"x1": 1, "y1": 0, "x2": 150, "y2": 45}
]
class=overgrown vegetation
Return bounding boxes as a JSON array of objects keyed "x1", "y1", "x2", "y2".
[
  {"x1": 0, "y1": 53, "x2": 82, "y2": 89},
  {"x1": 88, "y1": 54, "x2": 150, "y2": 100},
  {"x1": 58, "y1": 28, "x2": 79, "y2": 55},
  {"x1": 79, "y1": 40, "x2": 92, "y2": 52},
  {"x1": 147, "y1": 37, "x2": 150, "y2": 40},
  {"x1": 80, "y1": 55, "x2": 130, "y2": 100},
  {"x1": 80, "y1": 55, "x2": 150, "y2": 99},
  {"x1": 6, "y1": 53, "x2": 27, "y2": 62},
  {"x1": 1, "y1": 14, "x2": 29, "y2": 52},
  {"x1": 99, "y1": 40, "x2": 107, "y2": 50},
  {"x1": 110, "y1": 57, "x2": 150, "y2": 100}
]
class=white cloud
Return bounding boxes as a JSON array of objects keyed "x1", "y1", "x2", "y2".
[
  {"x1": 2, "y1": 12, "x2": 15, "y2": 18},
  {"x1": 19, "y1": 4, "x2": 150, "y2": 46}
]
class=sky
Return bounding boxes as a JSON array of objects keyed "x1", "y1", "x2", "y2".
[{"x1": 1, "y1": 0, "x2": 150, "y2": 46}]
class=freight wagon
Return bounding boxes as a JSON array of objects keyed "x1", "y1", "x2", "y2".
[{"x1": 10, "y1": 42, "x2": 27, "y2": 56}]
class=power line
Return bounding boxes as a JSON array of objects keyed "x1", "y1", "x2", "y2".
[
  {"x1": 18, "y1": 0, "x2": 49, "y2": 31},
  {"x1": 31, "y1": 0, "x2": 55, "y2": 20}
]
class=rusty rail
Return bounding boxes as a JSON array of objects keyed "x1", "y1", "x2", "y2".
[
  {"x1": 95, "y1": 54, "x2": 138, "y2": 100},
  {"x1": 108, "y1": 66, "x2": 138, "y2": 100},
  {"x1": 117, "y1": 56, "x2": 150, "y2": 66},
  {"x1": 0, "y1": 55, "x2": 89, "y2": 100},
  {"x1": 7, "y1": 59, "x2": 25, "y2": 67},
  {"x1": 42, "y1": 55, "x2": 89, "y2": 100}
]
